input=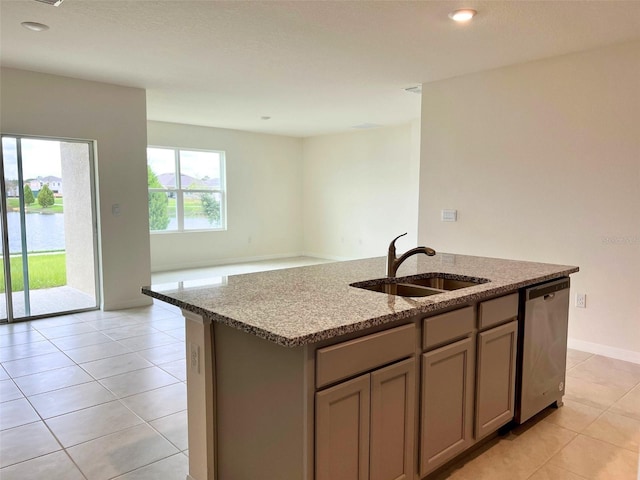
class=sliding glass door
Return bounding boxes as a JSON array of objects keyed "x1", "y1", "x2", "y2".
[
  {"x1": 0, "y1": 187, "x2": 9, "y2": 322},
  {"x1": 0, "y1": 135, "x2": 100, "y2": 322}
]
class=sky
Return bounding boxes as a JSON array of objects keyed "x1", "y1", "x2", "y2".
[
  {"x1": 2, "y1": 137, "x2": 62, "y2": 181},
  {"x1": 147, "y1": 147, "x2": 221, "y2": 182},
  {"x1": 2, "y1": 138, "x2": 221, "y2": 185}
]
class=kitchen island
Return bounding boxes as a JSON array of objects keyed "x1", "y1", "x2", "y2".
[{"x1": 143, "y1": 254, "x2": 578, "y2": 480}]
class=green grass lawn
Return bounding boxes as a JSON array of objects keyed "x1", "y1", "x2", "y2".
[
  {"x1": 167, "y1": 197, "x2": 207, "y2": 218},
  {"x1": 0, "y1": 252, "x2": 66, "y2": 293},
  {"x1": 6, "y1": 197, "x2": 64, "y2": 214}
]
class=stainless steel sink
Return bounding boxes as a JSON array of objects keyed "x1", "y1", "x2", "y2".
[
  {"x1": 403, "y1": 277, "x2": 482, "y2": 290},
  {"x1": 356, "y1": 283, "x2": 443, "y2": 297},
  {"x1": 351, "y1": 274, "x2": 489, "y2": 298}
]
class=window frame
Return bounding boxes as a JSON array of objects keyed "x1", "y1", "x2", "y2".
[{"x1": 147, "y1": 145, "x2": 227, "y2": 233}]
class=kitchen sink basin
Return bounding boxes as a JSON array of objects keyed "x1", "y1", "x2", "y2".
[
  {"x1": 403, "y1": 277, "x2": 482, "y2": 290},
  {"x1": 356, "y1": 283, "x2": 443, "y2": 297},
  {"x1": 351, "y1": 274, "x2": 489, "y2": 298}
]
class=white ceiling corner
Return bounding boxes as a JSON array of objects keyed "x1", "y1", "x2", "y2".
[{"x1": 1, "y1": 0, "x2": 639, "y2": 137}]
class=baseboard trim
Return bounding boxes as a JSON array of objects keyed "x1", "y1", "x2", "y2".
[
  {"x1": 300, "y1": 251, "x2": 357, "y2": 262},
  {"x1": 102, "y1": 295, "x2": 153, "y2": 311},
  {"x1": 151, "y1": 252, "x2": 310, "y2": 273},
  {"x1": 568, "y1": 338, "x2": 640, "y2": 365}
]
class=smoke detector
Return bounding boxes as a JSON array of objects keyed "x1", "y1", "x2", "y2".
[{"x1": 34, "y1": 0, "x2": 65, "y2": 6}]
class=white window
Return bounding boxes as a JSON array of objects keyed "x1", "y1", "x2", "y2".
[{"x1": 147, "y1": 147, "x2": 226, "y2": 232}]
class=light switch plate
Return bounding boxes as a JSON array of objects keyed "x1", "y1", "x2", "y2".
[{"x1": 441, "y1": 209, "x2": 457, "y2": 222}]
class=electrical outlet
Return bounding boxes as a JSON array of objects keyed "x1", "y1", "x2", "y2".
[
  {"x1": 575, "y1": 293, "x2": 586, "y2": 308},
  {"x1": 189, "y1": 343, "x2": 200, "y2": 374}
]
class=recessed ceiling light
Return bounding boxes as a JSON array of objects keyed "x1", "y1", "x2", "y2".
[
  {"x1": 448, "y1": 9, "x2": 477, "y2": 22},
  {"x1": 21, "y1": 21, "x2": 50, "y2": 32}
]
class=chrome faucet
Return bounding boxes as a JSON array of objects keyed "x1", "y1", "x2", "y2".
[{"x1": 387, "y1": 233, "x2": 436, "y2": 277}]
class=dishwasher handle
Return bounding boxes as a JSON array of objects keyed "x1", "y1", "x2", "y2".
[{"x1": 526, "y1": 277, "x2": 570, "y2": 301}]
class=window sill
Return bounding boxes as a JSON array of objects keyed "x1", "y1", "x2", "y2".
[{"x1": 150, "y1": 228, "x2": 227, "y2": 234}]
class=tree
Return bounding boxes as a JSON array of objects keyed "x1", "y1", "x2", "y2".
[
  {"x1": 201, "y1": 193, "x2": 220, "y2": 225},
  {"x1": 37, "y1": 184, "x2": 55, "y2": 208},
  {"x1": 24, "y1": 184, "x2": 35, "y2": 206},
  {"x1": 148, "y1": 166, "x2": 169, "y2": 230}
]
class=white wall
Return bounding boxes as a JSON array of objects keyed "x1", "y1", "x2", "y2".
[
  {"x1": 147, "y1": 121, "x2": 303, "y2": 271},
  {"x1": 60, "y1": 142, "x2": 96, "y2": 299},
  {"x1": 418, "y1": 41, "x2": 640, "y2": 360},
  {"x1": 302, "y1": 121, "x2": 421, "y2": 260},
  {"x1": 1, "y1": 68, "x2": 152, "y2": 310}
]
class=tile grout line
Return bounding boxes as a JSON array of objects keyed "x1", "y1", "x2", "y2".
[
  {"x1": 1, "y1": 332, "x2": 186, "y2": 477},
  {"x1": 551, "y1": 356, "x2": 640, "y2": 475}
]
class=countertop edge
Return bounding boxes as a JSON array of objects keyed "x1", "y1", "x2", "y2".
[{"x1": 142, "y1": 266, "x2": 578, "y2": 348}]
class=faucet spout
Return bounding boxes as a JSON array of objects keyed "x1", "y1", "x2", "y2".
[{"x1": 387, "y1": 233, "x2": 436, "y2": 277}]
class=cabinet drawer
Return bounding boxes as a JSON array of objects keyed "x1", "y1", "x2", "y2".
[
  {"x1": 316, "y1": 324, "x2": 415, "y2": 389},
  {"x1": 423, "y1": 306, "x2": 474, "y2": 350},
  {"x1": 478, "y1": 293, "x2": 519, "y2": 330}
]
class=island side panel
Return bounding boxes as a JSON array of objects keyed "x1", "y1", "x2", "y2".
[
  {"x1": 213, "y1": 321, "x2": 310, "y2": 479},
  {"x1": 183, "y1": 310, "x2": 217, "y2": 480}
]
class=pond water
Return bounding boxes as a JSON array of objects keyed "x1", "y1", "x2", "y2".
[
  {"x1": 154, "y1": 217, "x2": 221, "y2": 231},
  {"x1": 169, "y1": 217, "x2": 221, "y2": 230},
  {"x1": 4, "y1": 212, "x2": 65, "y2": 253}
]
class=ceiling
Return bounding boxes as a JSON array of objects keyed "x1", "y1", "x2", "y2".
[{"x1": 1, "y1": 0, "x2": 640, "y2": 137}]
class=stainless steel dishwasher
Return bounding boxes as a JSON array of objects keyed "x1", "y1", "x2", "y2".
[{"x1": 516, "y1": 277, "x2": 571, "y2": 424}]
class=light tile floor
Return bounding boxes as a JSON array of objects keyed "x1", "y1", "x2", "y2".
[
  {"x1": 434, "y1": 349, "x2": 640, "y2": 480},
  {"x1": 1, "y1": 285, "x2": 96, "y2": 319},
  {"x1": 0, "y1": 256, "x2": 638, "y2": 479},
  {"x1": 0, "y1": 302, "x2": 188, "y2": 479}
]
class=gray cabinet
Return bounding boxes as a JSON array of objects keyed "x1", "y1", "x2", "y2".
[
  {"x1": 315, "y1": 324, "x2": 416, "y2": 480},
  {"x1": 316, "y1": 374, "x2": 371, "y2": 480},
  {"x1": 419, "y1": 336, "x2": 475, "y2": 477},
  {"x1": 316, "y1": 358, "x2": 416, "y2": 480},
  {"x1": 315, "y1": 294, "x2": 520, "y2": 480},
  {"x1": 475, "y1": 320, "x2": 518, "y2": 439},
  {"x1": 370, "y1": 359, "x2": 416, "y2": 480},
  {"x1": 475, "y1": 294, "x2": 519, "y2": 440},
  {"x1": 419, "y1": 295, "x2": 519, "y2": 476}
]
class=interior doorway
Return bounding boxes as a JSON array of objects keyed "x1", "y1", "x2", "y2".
[{"x1": 0, "y1": 135, "x2": 100, "y2": 322}]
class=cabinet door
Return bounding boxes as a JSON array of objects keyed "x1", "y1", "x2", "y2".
[
  {"x1": 475, "y1": 320, "x2": 518, "y2": 440},
  {"x1": 420, "y1": 336, "x2": 475, "y2": 477},
  {"x1": 370, "y1": 358, "x2": 416, "y2": 480},
  {"x1": 316, "y1": 374, "x2": 370, "y2": 480}
]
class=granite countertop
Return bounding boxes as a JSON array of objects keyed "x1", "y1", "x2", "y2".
[{"x1": 142, "y1": 254, "x2": 578, "y2": 347}]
